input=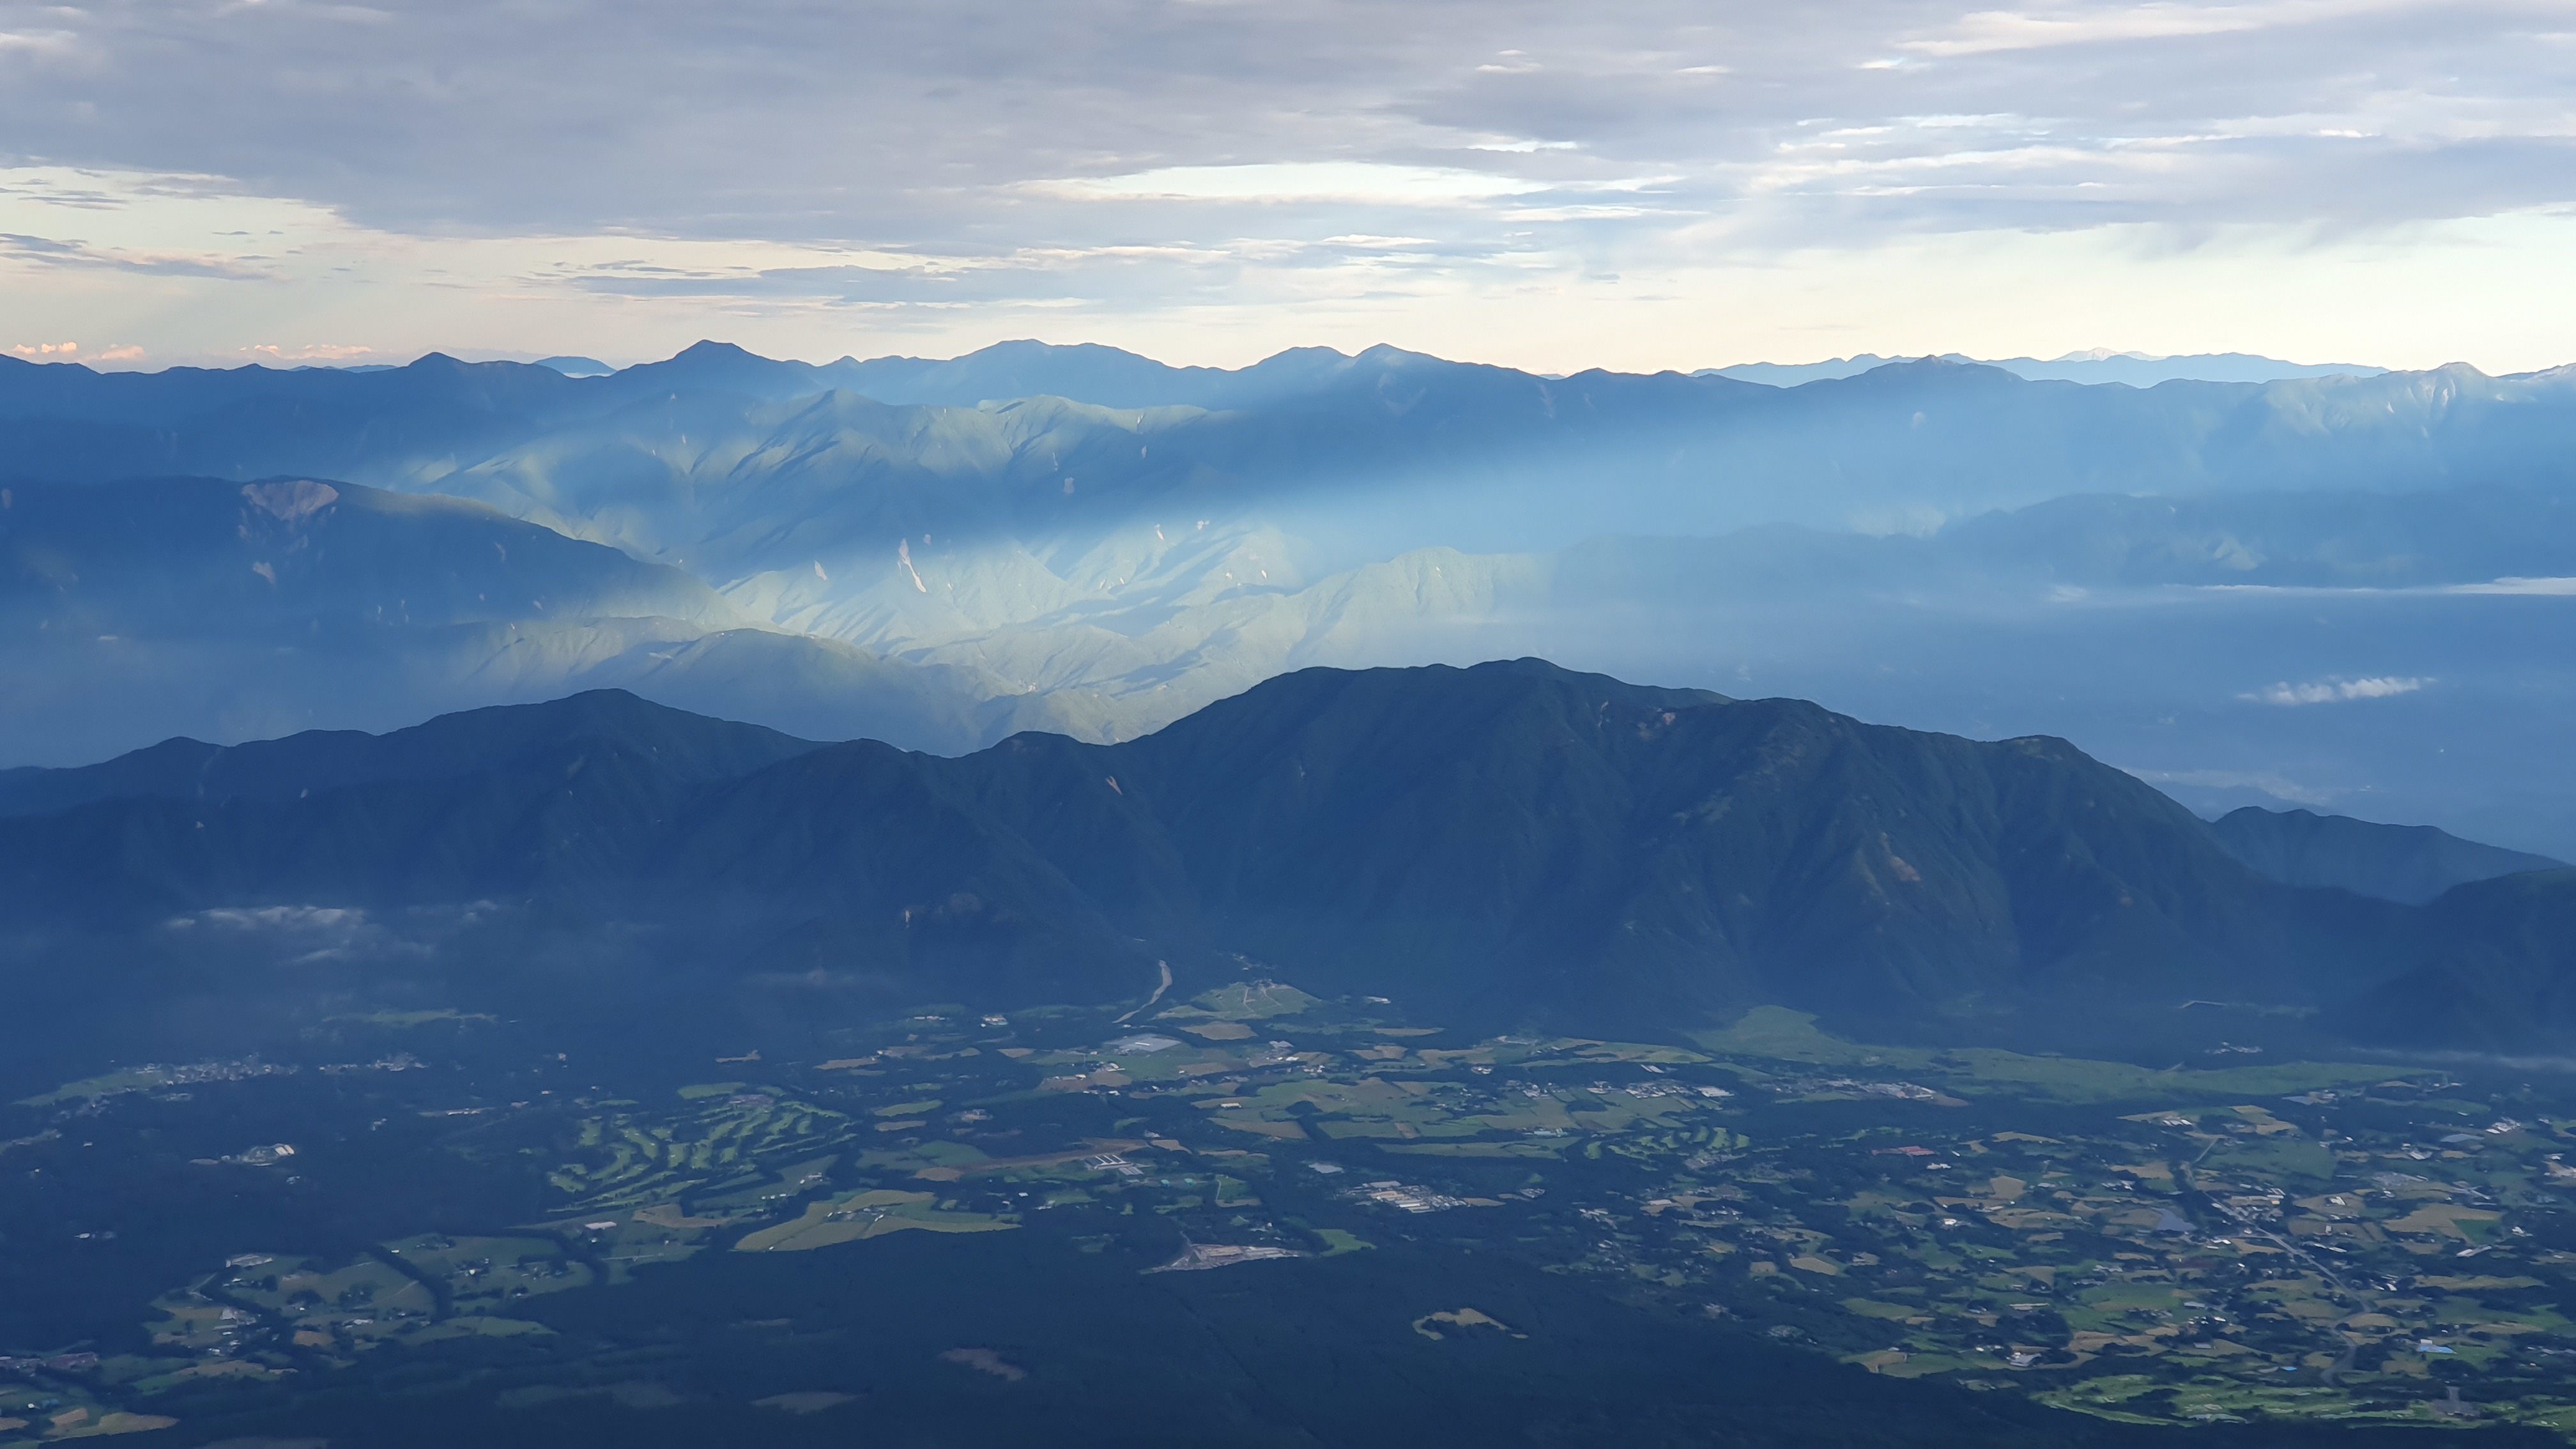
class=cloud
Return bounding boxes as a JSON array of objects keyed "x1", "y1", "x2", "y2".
[
  {"x1": 0, "y1": 229, "x2": 272, "y2": 279},
  {"x1": 0, "y1": 26, "x2": 75, "y2": 57},
  {"x1": 1, "y1": 2, "x2": 2573, "y2": 365},
  {"x1": 1040, "y1": 162, "x2": 1549, "y2": 204},
  {"x1": 174, "y1": 904, "x2": 370, "y2": 932},
  {"x1": 2447, "y1": 576, "x2": 2576, "y2": 596},
  {"x1": 2241, "y1": 675, "x2": 2430, "y2": 705},
  {"x1": 162, "y1": 901, "x2": 445, "y2": 962},
  {"x1": 165, "y1": 902, "x2": 381, "y2": 962},
  {"x1": 7, "y1": 339, "x2": 145, "y2": 362},
  {"x1": 2129, "y1": 766, "x2": 2342, "y2": 807},
  {"x1": 1, "y1": 1, "x2": 2565, "y2": 250},
  {"x1": 243, "y1": 342, "x2": 375, "y2": 361},
  {"x1": 1898, "y1": 0, "x2": 2418, "y2": 57}
]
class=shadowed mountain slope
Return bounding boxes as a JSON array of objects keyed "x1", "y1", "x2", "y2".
[
  {"x1": 2340, "y1": 868, "x2": 2576, "y2": 1050},
  {"x1": 8, "y1": 659, "x2": 2536, "y2": 1049},
  {"x1": 2208, "y1": 806, "x2": 2565, "y2": 904},
  {"x1": 0, "y1": 690, "x2": 819, "y2": 818}
]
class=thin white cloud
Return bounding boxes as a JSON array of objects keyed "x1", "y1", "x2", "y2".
[
  {"x1": 1901, "y1": 0, "x2": 2418, "y2": 57},
  {"x1": 2131, "y1": 766, "x2": 2343, "y2": 806},
  {"x1": 1041, "y1": 162, "x2": 1547, "y2": 204},
  {"x1": 243, "y1": 342, "x2": 374, "y2": 360},
  {"x1": 162, "y1": 902, "x2": 437, "y2": 962},
  {"x1": 2200, "y1": 575, "x2": 2576, "y2": 598},
  {"x1": 2241, "y1": 675, "x2": 2430, "y2": 705},
  {"x1": 0, "y1": 229, "x2": 272, "y2": 279},
  {"x1": 2446, "y1": 576, "x2": 2576, "y2": 595},
  {"x1": 0, "y1": 26, "x2": 75, "y2": 55}
]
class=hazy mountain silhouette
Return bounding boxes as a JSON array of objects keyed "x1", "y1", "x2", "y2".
[
  {"x1": 11, "y1": 348, "x2": 2576, "y2": 555},
  {"x1": 0, "y1": 475, "x2": 1092, "y2": 764},
  {"x1": 2207, "y1": 806, "x2": 2564, "y2": 904},
  {"x1": 1713, "y1": 351, "x2": 2388, "y2": 388}
]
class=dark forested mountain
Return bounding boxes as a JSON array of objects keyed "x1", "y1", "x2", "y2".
[
  {"x1": 2208, "y1": 806, "x2": 2566, "y2": 904},
  {"x1": 0, "y1": 689, "x2": 820, "y2": 819},
  {"x1": 11, "y1": 661, "x2": 2561, "y2": 1050},
  {"x1": 2351, "y1": 865, "x2": 2576, "y2": 1050}
]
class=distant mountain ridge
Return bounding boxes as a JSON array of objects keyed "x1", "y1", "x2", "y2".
[
  {"x1": 10, "y1": 344, "x2": 2573, "y2": 533},
  {"x1": 1712, "y1": 351, "x2": 2391, "y2": 388},
  {"x1": 0, "y1": 689, "x2": 821, "y2": 819},
  {"x1": 2207, "y1": 806, "x2": 2564, "y2": 904},
  {"x1": 17, "y1": 660, "x2": 2569, "y2": 1052},
  {"x1": 13, "y1": 342, "x2": 2576, "y2": 640},
  {"x1": 10, "y1": 340, "x2": 2576, "y2": 862}
]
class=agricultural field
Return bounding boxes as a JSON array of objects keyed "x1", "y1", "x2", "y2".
[
  {"x1": 13, "y1": 981, "x2": 2576, "y2": 1439},
  {"x1": 542, "y1": 1087, "x2": 856, "y2": 1218},
  {"x1": 733, "y1": 1189, "x2": 1013, "y2": 1252}
]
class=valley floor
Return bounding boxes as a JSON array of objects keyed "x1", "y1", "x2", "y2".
[{"x1": 6, "y1": 989, "x2": 2575, "y2": 1444}]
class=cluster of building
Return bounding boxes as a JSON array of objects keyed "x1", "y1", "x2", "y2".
[
  {"x1": 1351, "y1": 1180, "x2": 1471, "y2": 1214},
  {"x1": 190, "y1": 1143, "x2": 298, "y2": 1168},
  {"x1": 1148, "y1": 1240, "x2": 1302, "y2": 1273},
  {"x1": 0, "y1": 1353, "x2": 98, "y2": 1374},
  {"x1": 319, "y1": 1053, "x2": 427, "y2": 1076},
  {"x1": 1763, "y1": 1075, "x2": 1938, "y2": 1101}
]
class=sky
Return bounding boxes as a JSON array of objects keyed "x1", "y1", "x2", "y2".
[{"x1": 1, "y1": 0, "x2": 2572, "y2": 374}]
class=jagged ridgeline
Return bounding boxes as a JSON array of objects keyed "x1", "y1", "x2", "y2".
[{"x1": 2, "y1": 662, "x2": 2568, "y2": 1077}]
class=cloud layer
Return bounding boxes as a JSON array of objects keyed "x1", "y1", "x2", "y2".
[{"x1": 1, "y1": 1, "x2": 2572, "y2": 366}]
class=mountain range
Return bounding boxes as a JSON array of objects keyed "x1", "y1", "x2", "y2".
[
  {"x1": 1710, "y1": 351, "x2": 2389, "y2": 388},
  {"x1": 8, "y1": 339, "x2": 2576, "y2": 861},
  {"x1": 5, "y1": 663, "x2": 2570, "y2": 1058}
]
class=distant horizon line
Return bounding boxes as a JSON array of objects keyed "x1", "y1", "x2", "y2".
[{"x1": 6, "y1": 336, "x2": 2477, "y2": 383}]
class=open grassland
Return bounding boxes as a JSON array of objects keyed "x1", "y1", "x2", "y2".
[{"x1": 734, "y1": 1190, "x2": 1014, "y2": 1252}]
